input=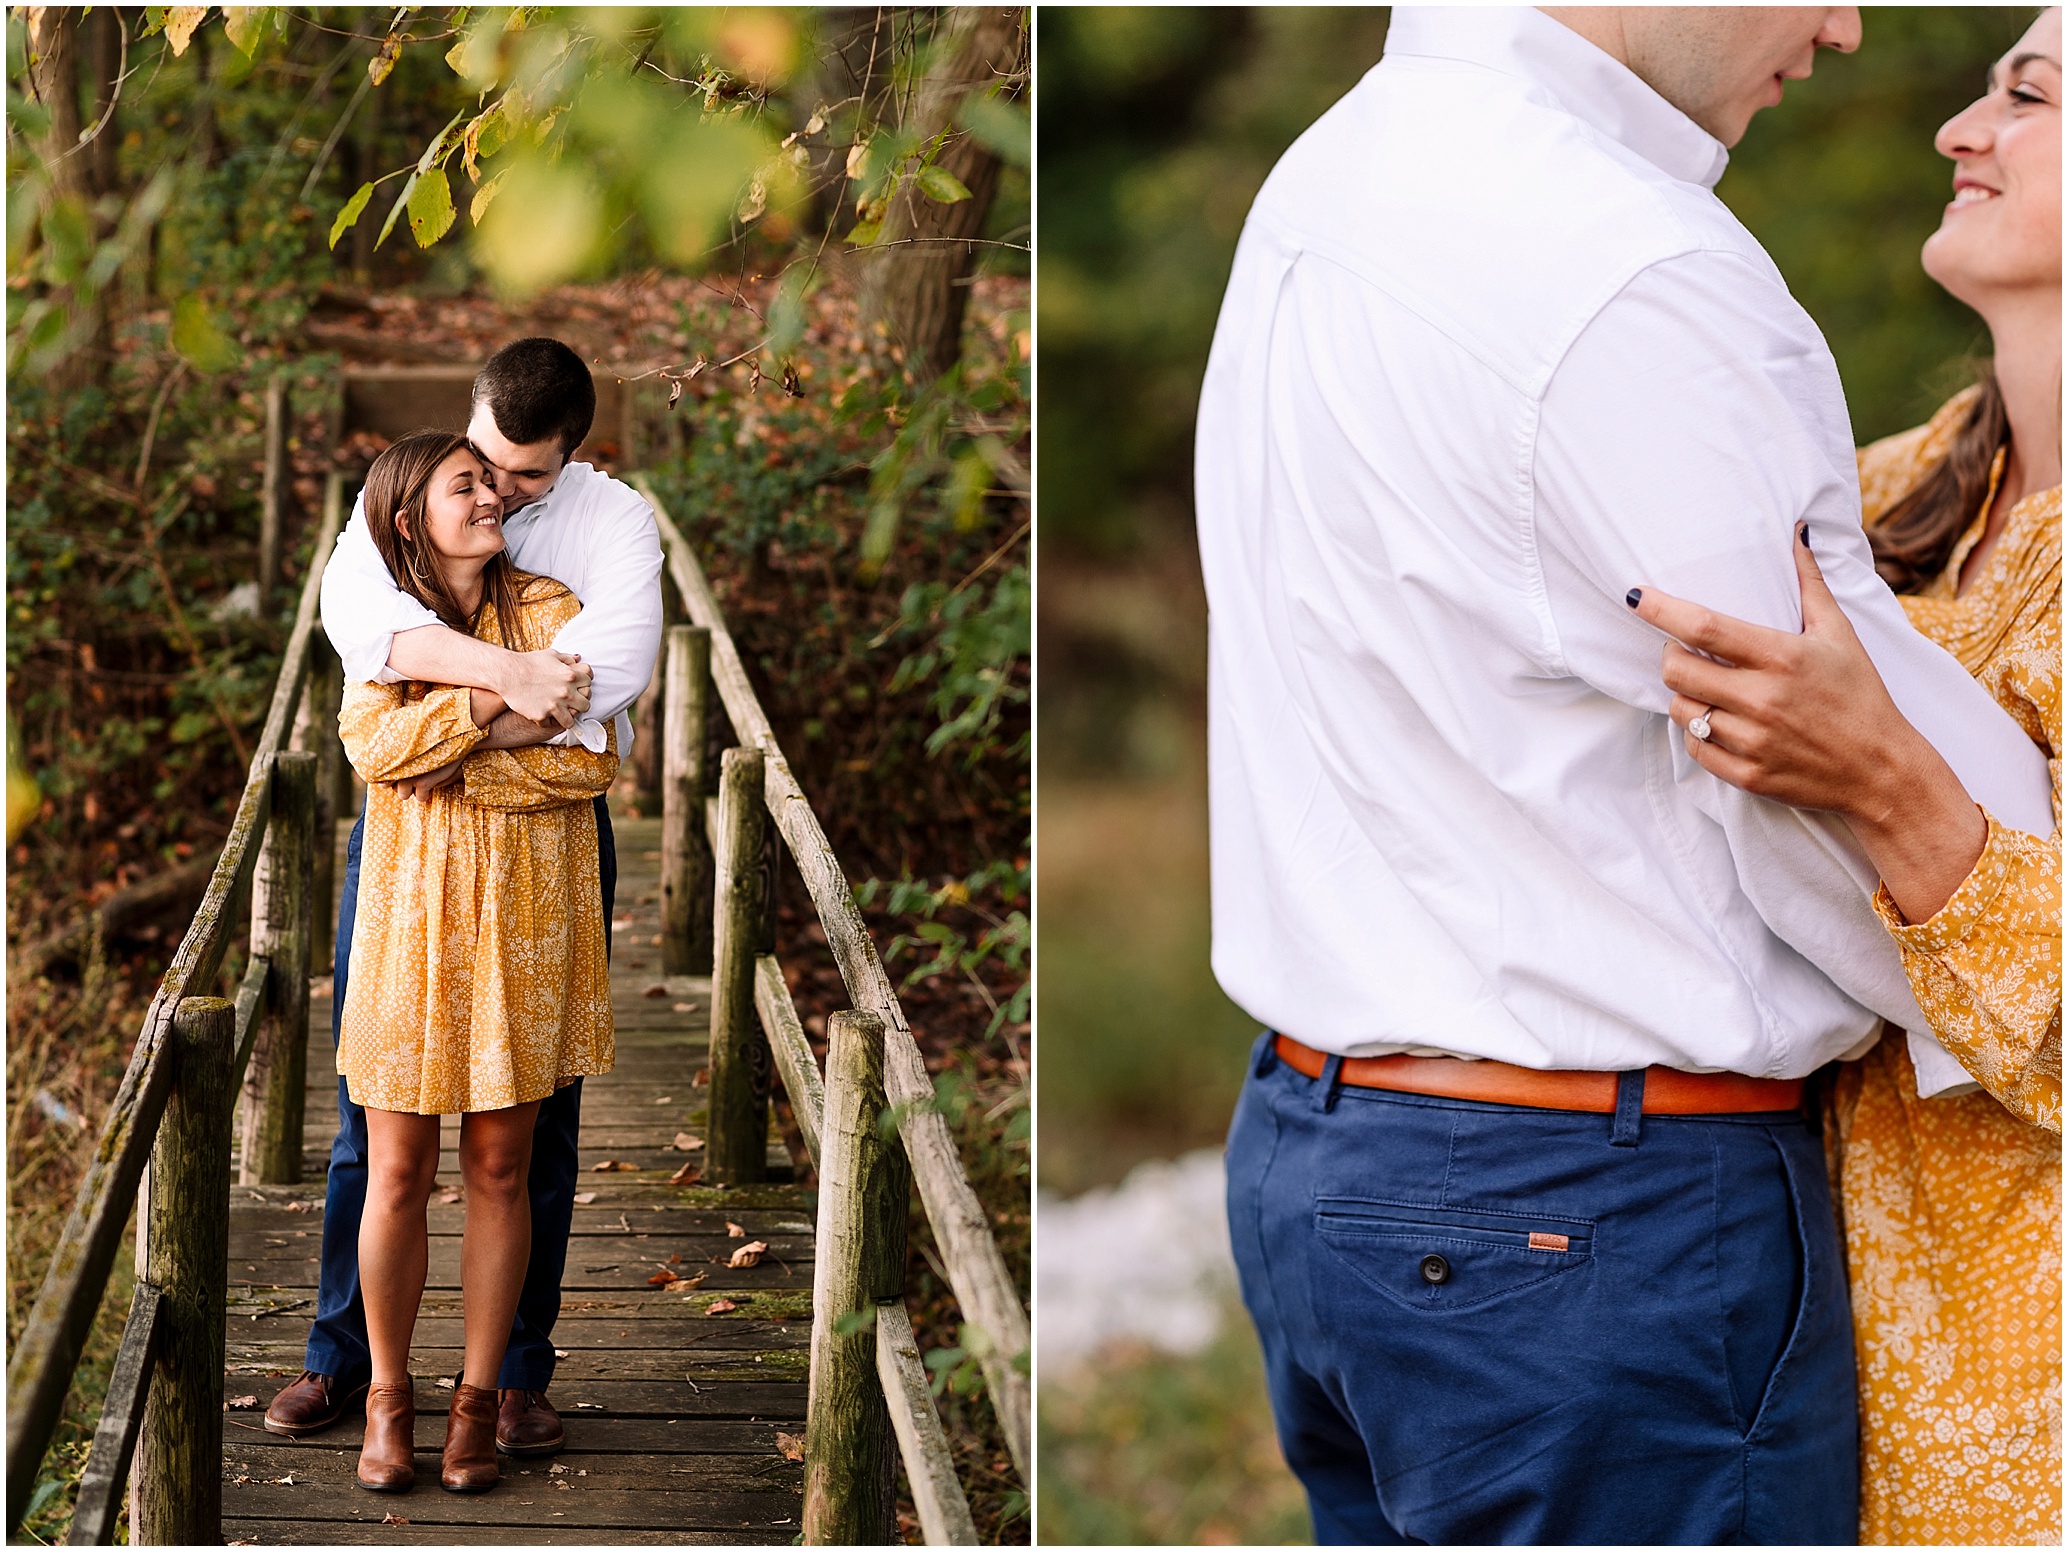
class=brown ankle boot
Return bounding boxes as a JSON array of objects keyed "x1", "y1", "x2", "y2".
[
  {"x1": 356, "y1": 1380, "x2": 416, "y2": 1492},
  {"x1": 440, "y1": 1382, "x2": 500, "y2": 1492}
]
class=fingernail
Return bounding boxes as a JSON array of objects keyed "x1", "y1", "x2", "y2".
[
  {"x1": 1625, "y1": 588, "x2": 1642, "y2": 609},
  {"x1": 1799, "y1": 523, "x2": 1811, "y2": 547}
]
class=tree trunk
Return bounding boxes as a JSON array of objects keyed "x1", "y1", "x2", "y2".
[
  {"x1": 25, "y1": 9, "x2": 85, "y2": 202},
  {"x1": 85, "y1": 7, "x2": 123, "y2": 200},
  {"x1": 863, "y1": 7, "x2": 1024, "y2": 384}
]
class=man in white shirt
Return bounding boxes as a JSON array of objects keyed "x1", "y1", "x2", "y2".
[
  {"x1": 265, "y1": 339, "x2": 663, "y2": 1457},
  {"x1": 1201, "y1": 9, "x2": 2054, "y2": 1543}
]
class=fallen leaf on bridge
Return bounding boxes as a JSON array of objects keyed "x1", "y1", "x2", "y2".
[
  {"x1": 706, "y1": 1299, "x2": 740, "y2": 1314},
  {"x1": 643, "y1": 984, "x2": 669, "y2": 998},
  {"x1": 775, "y1": 1432, "x2": 804, "y2": 1462},
  {"x1": 381, "y1": 1514, "x2": 410, "y2": 1527},
  {"x1": 671, "y1": 1132, "x2": 705, "y2": 1151},
  {"x1": 675, "y1": 1273, "x2": 708, "y2": 1292},
  {"x1": 572, "y1": 1191, "x2": 597, "y2": 1204},
  {"x1": 224, "y1": 1395, "x2": 260, "y2": 1410},
  {"x1": 591, "y1": 1160, "x2": 638, "y2": 1171},
  {"x1": 668, "y1": 1161, "x2": 701, "y2": 1185},
  {"x1": 726, "y1": 1221, "x2": 747, "y2": 1238},
  {"x1": 438, "y1": 1190, "x2": 462, "y2": 1204},
  {"x1": 728, "y1": 1241, "x2": 769, "y2": 1269},
  {"x1": 673, "y1": 1002, "x2": 697, "y2": 1013},
  {"x1": 647, "y1": 1269, "x2": 679, "y2": 1286}
]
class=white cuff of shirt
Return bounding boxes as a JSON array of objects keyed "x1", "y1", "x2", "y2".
[
  {"x1": 1906, "y1": 1029, "x2": 1983, "y2": 1099},
  {"x1": 548, "y1": 717, "x2": 609, "y2": 754}
]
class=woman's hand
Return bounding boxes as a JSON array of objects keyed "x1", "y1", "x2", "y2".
[{"x1": 1630, "y1": 525, "x2": 1987, "y2": 924}]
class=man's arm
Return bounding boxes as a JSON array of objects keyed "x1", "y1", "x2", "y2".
[
  {"x1": 1533, "y1": 250, "x2": 2052, "y2": 1029},
  {"x1": 513, "y1": 475, "x2": 665, "y2": 750}
]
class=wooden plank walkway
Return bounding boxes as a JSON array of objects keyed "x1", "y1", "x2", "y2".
[{"x1": 219, "y1": 816, "x2": 813, "y2": 1544}]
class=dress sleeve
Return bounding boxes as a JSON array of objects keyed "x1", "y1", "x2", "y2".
[
  {"x1": 1875, "y1": 817, "x2": 2061, "y2": 1132},
  {"x1": 459, "y1": 731, "x2": 620, "y2": 811},
  {"x1": 338, "y1": 682, "x2": 483, "y2": 782}
]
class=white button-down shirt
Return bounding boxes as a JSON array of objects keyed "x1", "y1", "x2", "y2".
[
  {"x1": 320, "y1": 460, "x2": 665, "y2": 755},
  {"x1": 1196, "y1": 6, "x2": 2054, "y2": 1089}
]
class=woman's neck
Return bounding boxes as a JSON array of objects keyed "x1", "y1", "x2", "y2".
[
  {"x1": 440, "y1": 556, "x2": 489, "y2": 621},
  {"x1": 1986, "y1": 290, "x2": 2063, "y2": 507}
]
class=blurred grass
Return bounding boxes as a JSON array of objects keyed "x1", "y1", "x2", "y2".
[{"x1": 1038, "y1": 1310, "x2": 1310, "y2": 1546}]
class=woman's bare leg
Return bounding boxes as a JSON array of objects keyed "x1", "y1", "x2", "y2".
[
  {"x1": 360, "y1": 1108, "x2": 442, "y2": 1384},
  {"x1": 457, "y1": 1102, "x2": 541, "y2": 1390}
]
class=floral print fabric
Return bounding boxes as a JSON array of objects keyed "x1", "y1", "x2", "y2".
[
  {"x1": 1837, "y1": 390, "x2": 2061, "y2": 1544},
  {"x1": 335, "y1": 574, "x2": 618, "y2": 1115}
]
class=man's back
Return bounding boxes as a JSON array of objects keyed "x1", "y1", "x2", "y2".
[{"x1": 1195, "y1": 6, "x2": 2051, "y2": 1079}]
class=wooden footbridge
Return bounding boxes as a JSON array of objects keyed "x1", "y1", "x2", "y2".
[{"x1": 7, "y1": 431, "x2": 1028, "y2": 1545}]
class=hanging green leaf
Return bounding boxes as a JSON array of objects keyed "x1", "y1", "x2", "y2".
[
  {"x1": 171, "y1": 296, "x2": 239, "y2": 374},
  {"x1": 915, "y1": 165, "x2": 972, "y2": 204},
  {"x1": 327, "y1": 181, "x2": 373, "y2": 250},
  {"x1": 407, "y1": 167, "x2": 455, "y2": 247},
  {"x1": 221, "y1": 6, "x2": 271, "y2": 57},
  {"x1": 376, "y1": 171, "x2": 419, "y2": 250}
]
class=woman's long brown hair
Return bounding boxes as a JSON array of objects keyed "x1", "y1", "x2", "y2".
[
  {"x1": 362, "y1": 430, "x2": 530, "y2": 649},
  {"x1": 1867, "y1": 372, "x2": 2009, "y2": 596}
]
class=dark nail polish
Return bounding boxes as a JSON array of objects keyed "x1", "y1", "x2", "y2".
[
  {"x1": 1799, "y1": 523, "x2": 1811, "y2": 547},
  {"x1": 1625, "y1": 588, "x2": 1642, "y2": 609}
]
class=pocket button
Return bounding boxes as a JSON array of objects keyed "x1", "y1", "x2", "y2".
[{"x1": 1419, "y1": 1253, "x2": 1450, "y2": 1285}]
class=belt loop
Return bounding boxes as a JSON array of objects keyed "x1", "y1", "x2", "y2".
[
  {"x1": 1253, "y1": 1031, "x2": 1281, "y2": 1078},
  {"x1": 1312, "y1": 1054, "x2": 1345, "y2": 1114},
  {"x1": 1610, "y1": 1069, "x2": 1646, "y2": 1147}
]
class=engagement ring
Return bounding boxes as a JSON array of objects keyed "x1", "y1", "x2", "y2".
[{"x1": 1688, "y1": 710, "x2": 1714, "y2": 742}]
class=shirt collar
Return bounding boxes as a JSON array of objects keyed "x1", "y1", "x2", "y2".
[{"x1": 1384, "y1": 7, "x2": 1730, "y2": 190}]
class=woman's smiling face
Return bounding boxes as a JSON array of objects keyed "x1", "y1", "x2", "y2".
[
  {"x1": 403, "y1": 446, "x2": 505, "y2": 563},
  {"x1": 1921, "y1": 9, "x2": 2062, "y2": 309}
]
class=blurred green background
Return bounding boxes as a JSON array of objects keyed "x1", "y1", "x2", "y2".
[{"x1": 1034, "y1": 6, "x2": 2038, "y2": 1544}]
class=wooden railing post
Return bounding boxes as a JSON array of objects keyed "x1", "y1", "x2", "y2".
[
  {"x1": 805, "y1": 1010, "x2": 900, "y2": 1544},
  {"x1": 708, "y1": 745, "x2": 769, "y2": 1183},
  {"x1": 258, "y1": 372, "x2": 287, "y2": 598},
  {"x1": 660, "y1": 624, "x2": 713, "y2": 974},
  {"x1": 133, "y1": 996, "x2": 233, "y2": 1547},
  {"x1": 291, "y1": 633, "x2": 348, "y2": 972},
  {"x1": 241, "y1": 752, "x2": 315, "y2": 1183}
]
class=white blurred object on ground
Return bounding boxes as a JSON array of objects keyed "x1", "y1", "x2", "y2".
[{"x1": 1037, "y1": 1149, "x2": 1236, "y2": 1378}]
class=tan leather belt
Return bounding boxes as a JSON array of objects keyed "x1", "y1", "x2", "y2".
[{"x1": 1272, "y1": 1034, "x2": 1803, "y2": 1115}]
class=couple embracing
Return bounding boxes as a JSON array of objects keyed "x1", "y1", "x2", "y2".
[
  {"x1": 1203, "y1": 7, "x2": 2058, "y2": 1544},
  {"x1": 261, "y1": 339, "x2": 664, "y2": 1494}
]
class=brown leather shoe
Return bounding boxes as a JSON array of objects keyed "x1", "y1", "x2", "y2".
[
  {"x1": 264, "y1": 1370, "x2": 368, "y2": 1438},
  {"x1": 356, "y1": 1381, "x2": 416, "y2": 1492},
  {"x1": 440, "y1": 1383, "x2": 501, "y2": 1492},
  {"x1": 496, "y1": 1388, "x2": 566, "y2": 1456}
]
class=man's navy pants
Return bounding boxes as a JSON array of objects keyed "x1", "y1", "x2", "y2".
[
  {"x1": 303, "y1": 797, "x2": 616, "y2": 1391},
  {"x1": 1227, "y1": 1033, "x2": 1859, "y2": 1545}
]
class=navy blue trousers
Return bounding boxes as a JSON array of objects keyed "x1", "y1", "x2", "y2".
[
  {"x1": 303, "y1": 796, "x2": 616, "y2": 1391},
  {"x1": 1227, "y1": 1033, "x2": 1859, "y2": 1546}
]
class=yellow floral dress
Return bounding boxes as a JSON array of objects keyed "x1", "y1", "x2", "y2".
[
  {"x1": 1834, "y1": 389, "x2": 2061, "y2": 1545},
  {"x1": 336, "y1": 574, "x2": 618, "y2": 1115}
]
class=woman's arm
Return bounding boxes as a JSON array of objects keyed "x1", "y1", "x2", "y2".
[
  {"x1": 458, "y1": 731, "x2": 620, "y2": 812},
  {"x1": 1630, "y1": 527, "x2": 1988, "y2": 922},
  {"x1": 338, "y1": 682, "x2": 485, "y2": 783}
]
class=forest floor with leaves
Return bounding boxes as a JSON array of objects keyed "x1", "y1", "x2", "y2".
[{"x1": 7, "y1": 267, "x2": 1028, "y2": 1542}]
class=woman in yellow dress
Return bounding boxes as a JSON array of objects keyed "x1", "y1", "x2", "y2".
[
  {"x1": 1634, "y1": 12, "x2": 2059, "y2": 1541},
  {"x1": 334, "y1": 431, "x2": 617, "y2": 1495}
]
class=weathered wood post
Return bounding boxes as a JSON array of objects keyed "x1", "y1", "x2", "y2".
[
  {"x1": 805, "y1": 1009, "x2": 902, "y2": 1544},
  {"x1": 258, "y1": 372, "x2": 287, "y2": 598},
  {"x1": 291, "y1": 634, "x2": 349, "y2": 971},
  {"x1": 133, "y1": 996, "x2": 233, "y2": 1546},
  {"x1": 241, "y1": 752, "x2": 315, "y2": 1183},
  {"x1": 660, "y1": 625, "x2": 713, "y2": 975},
  {"x1": 707, "y1": 745, "x2": 769, "y2": 1183}
]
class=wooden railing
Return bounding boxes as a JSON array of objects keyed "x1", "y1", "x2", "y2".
[
  {"x1": 636, "y1": 475, "x2": 1029, "y2": 1544},
  {"x1": 5, "y1": 474, "x2": 347, "y2": 1544},
  {"x1": 5, "y1": 464, "x2": 1028, "y2": 1548}
]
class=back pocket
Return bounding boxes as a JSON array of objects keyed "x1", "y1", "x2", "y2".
[{"x1": 1315, "y1": 1198, "x2": 1594, "y2": 1313}]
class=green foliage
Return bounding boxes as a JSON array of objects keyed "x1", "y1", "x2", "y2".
[{"x1": 855, "y1": 858, "x2": 1030, "y2": 1039}]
